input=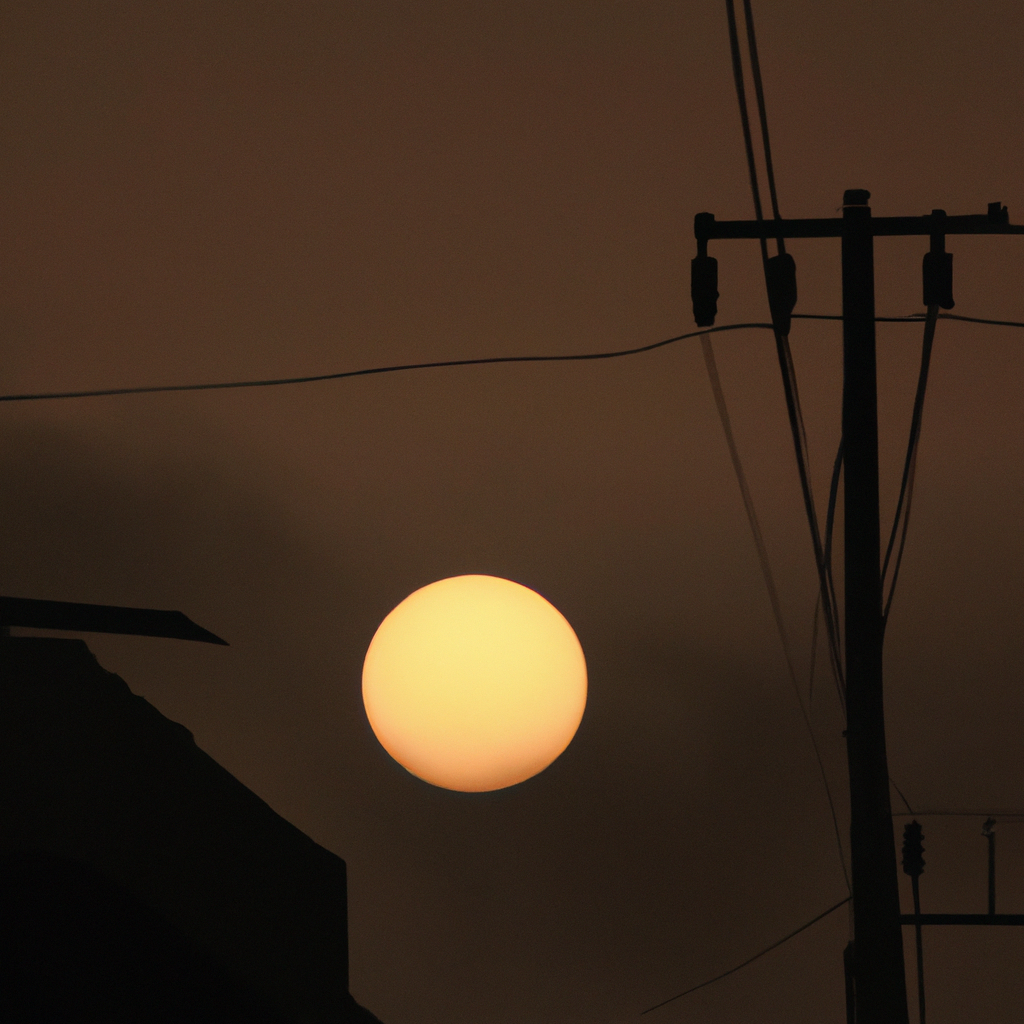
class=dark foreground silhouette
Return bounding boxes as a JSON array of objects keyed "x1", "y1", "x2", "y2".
[{"x1": 0, "y1": 637, "x2": 382, "y2": 1024}]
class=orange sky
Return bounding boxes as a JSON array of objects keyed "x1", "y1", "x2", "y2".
[{"x1": 1, "y1": 2, "x2": 1023, "y2": 1021}]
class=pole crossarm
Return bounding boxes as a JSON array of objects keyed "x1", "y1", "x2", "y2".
[
  {"x1": 695, "y1": 208, "x2": 1024, "y2": 242},
  {"x1": 690, "y1": 190, "x2": 1024, "y2": 1024},
  {"x1": 901, "y1": 914, "x2": 1024, "y2": 926}
]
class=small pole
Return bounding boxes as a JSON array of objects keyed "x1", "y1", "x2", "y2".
[
  {"x1": 910, "y1": 873, "x2": 925, "y2": 1024},
  {"x1": 902, "y1": 821, "x2": 926, "y2": 1024},
  {"x1": 983, "y1": 818, "x2": 996, "y2": 915}
]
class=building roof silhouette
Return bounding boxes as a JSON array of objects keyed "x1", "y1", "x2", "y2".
[{"x1": 0, "y1": 637, "x2": 382, "y2": 1024}]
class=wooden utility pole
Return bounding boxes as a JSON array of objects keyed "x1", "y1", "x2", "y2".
[
  {"x1": 839, "y1": 191, "x2": 907, "y2": 1024},
  {"x1": 692, "y1": 192, "x2": 1024, "y2": 1023}
]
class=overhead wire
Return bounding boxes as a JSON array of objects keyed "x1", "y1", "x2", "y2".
[
  {"x1": 892, "y1": 811, "x2": 1024, "y2": 819},
  {"x1": 641, "y1": 895, "x2": 851, "y2": 1014},
  {"x1": 701, "y1": 332, "x2": 849, "y2": 890},
  {"x1": 723, "y1": 0, "x2": 766, "y2": 227},
  {"x1": 890, "y1": 778, "x2": 915, "y2": 815},
  {"x1": 0, "y1": 313, "x2": 1018, "y2": 407},
  {"x1": 0, "y1": 323, "x2": 776, "y2": 404},
  {"x1": 741, "y1": 0, "x2": 785, "y2": 242},
  {"x1": 815, "y1": 305, "x2": 942, "y2": 643},
  {"x1": 882, "y1": 305, "x2": 939, "y2": 628},
  {"x1": 724, "y1": 0, "x2": 845, "y2": 699},
  {"x1": 721, "y1": 0, "x2": 851, "y2": 901},
  {"x1": 911, "y1": 312, "x2": 1024, "y2": 328},
  {"x1": 724, "y1": 0, "x2": 926, "y2": 953},
  {"x1": 795, "y1": 312, "x2": 1024, "y2": 329}
]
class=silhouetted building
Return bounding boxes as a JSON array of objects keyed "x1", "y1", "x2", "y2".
[{"x1": 0, "y1": 637, "x2": 382, "y2": 1024}]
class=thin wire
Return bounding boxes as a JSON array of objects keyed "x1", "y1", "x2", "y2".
[
  {"x1": 795, "y1": 313, "x2": 934, "y2": 323},
  {"x1": 777, "y1": 337, "x2": 845, "y2": 690},
  {"x1": 890, "y1": 778, "x2": 915, "y2": 815},
  {"x1": 892, "y1": 811, "x2": 1024, "y2": 819},
  {"x1": 807, "y1": 591, "x2": 820, "y2": 707},
  {"x1": 921, "y1": 313, "x2": 1024, "y2": 328},
  {"x1": 0, "y1": 323, "x2": 775, "y2": 404},
  {"x1": 0, "y1": 312, "x2": 1014, "y2": 406},
  {"x1": 740, "y1": 0, "x2": 785, "y2": 253},
  {"x1": 724, "y1": 0, "x2": 845, "y2": 696},
  {"x1": 724, "y1": 0, "x2": 765, "y2": 225},
  {"x1": 794, "y1": 312, "x2": 1024, "y2": 329},
  {"x1": 822, "y1": 437, "x2": 845, "y2": 705},
  {"x1": 641, "y1": 895, "x2": 851, "y2": 1014},
  {"x1": 882, "y1": 305, "x2": 938, "y2": 627},
  {"x1": 702, "y1": 333, "x2": 849, "y2": 891}
]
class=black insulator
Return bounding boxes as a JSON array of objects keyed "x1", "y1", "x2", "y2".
[
  {"x1": 902, "y1": 820, "x2": 925, "y2": 878},
  {"x1": 691, "y1": 254, "x2": 719, "y2": 327},
  {"x1": 922, "y1": 250, "x2": 954, "y2": 309},
  {"x1": 766, "y1": 252, "x2": 798, "y2": 336},
  {"x1": 988, "y1": 201, "x2": 1009, "y2": 224}
]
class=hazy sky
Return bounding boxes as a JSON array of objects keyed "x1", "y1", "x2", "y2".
[{"x1": 2, "y1": 2, "x2": 1023, "y2": 1022}]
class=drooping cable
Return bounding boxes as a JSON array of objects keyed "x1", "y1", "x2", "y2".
[
  {"x1": 892, "y1": 811, "x2": 1024, "y2": 819},
  {"x1": 807, "y1": 592, "x2": 820, "y2": 706},
  {"x1": 776, "y1": 338, "x2": 845, "y2": 691},
  {"x1": 0, "y1": 312, "x2": 1013, "y2": 406},
  {"x1": 740, "y1": 0, "x2": 785, "y2": 253},
  {"x1": 795, "y1": 312, "x2": 1024, "y2": 329},
  {"x1": 702, "y1": 333, "x2": 849, "y2": 890},
  {"x1": 724, "y1": 0, "x2": 766, "y2": 229},
  {"x1": 919, "y1": 312, "x2": 1024, "y2": 328},
  {"x1": 0, "y1": 323, "x2": 777, "y2": 404},
  {"x1": 822, "y1": 437, "x2": 845, "y2": 704},
  {"x1": 890, "y1": 778, "x2": 915, "y2": 815},
  {"x1": 882, "y1": 305, "x2": 939, "y2": 628},
  {"x1": 641, "y1": 895, "x2": 851, "y2": 1014},
  {"x1": 724, "y1": 0, "x2": 845, "y2": 696}
]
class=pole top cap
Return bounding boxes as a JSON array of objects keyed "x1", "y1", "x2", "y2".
[{"x1": 843, "y1": 189, "x2": 871, "y2": 206}]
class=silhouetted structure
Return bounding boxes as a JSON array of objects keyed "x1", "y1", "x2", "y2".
[
  {"x1": 0, "y1": 637, "x2": 382, "y2": 1024},
  {"x1": 0, "y1": 595, "x2": 227, "y2": 644},
  {"x1": 694, "y1": 195, "x2": 1024, "y2": 1024},
  {"x1": 0, "y1": 848, "x2": 285, "y2": 1023}
]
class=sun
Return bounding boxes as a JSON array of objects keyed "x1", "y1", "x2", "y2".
[{"x1": 362, "y1": 575, "x2": 587, "y2": 792}]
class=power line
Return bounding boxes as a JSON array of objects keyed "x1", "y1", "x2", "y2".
[
  {"x1": 723, "y1": 0, "x2": 766, "y2": 226},
  {"x1": 701, "y1": 332, "x2": 849, "y2": 892},
  {"x1": 740, "y1": 0, "x2": 785, "y2": 247},
  {"x1": 641, "y1": 895, "x2": 851, "y2": 1014},
  {"x1": 882, "y1": 305, "x2": 939, "y2": 628},
  {"x1": 0, "y1": 312, "x2": 1018, "y2": 407},
  {"x1": 890, "y1": 778, "x2": 915, "y2": 816},
  {"x1": 904, "y1": 313, "x2": 1024, "y2": 328},
  {"x1": 723, "y1": 0, "x2": 846, "y2": 699},
  {"x1": 822, "y1": 436, "x2": 844, "y2": 705},
  {"x1": 794, "y1": 312, "x2": 1024, "y2": 328},
  {"x1": 892, "y1": 811, "x2": 1024, "y2": 819},
  {"x1": 0, "y1": 323, "x2": 775, "y2": 404},
  {"x1": 0, "y1": 312, "x2": 1016, "y2": 407}
]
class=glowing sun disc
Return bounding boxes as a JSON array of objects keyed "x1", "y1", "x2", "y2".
[{"x1": 362, "y1": 575, "x2": 587, "y2": 792}]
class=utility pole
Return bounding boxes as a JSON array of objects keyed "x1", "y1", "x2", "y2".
[
  {"x1": 839, "y1": 190, "x2": 907, "y2": 1024},
  {"x1": 692, "y1": 192, "x2": 1024, "y2": 1023}
]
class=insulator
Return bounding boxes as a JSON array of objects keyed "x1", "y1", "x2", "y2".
[
  {"x1": 902, "y1": 820, "x2": 925, "y2": 878},
  {"x1": 922, "y1": 250, "x2": 954, "y2": 309},
  {"x1": 988, "y1": 202, "x2": 1008, "y2": 224},
  {"x1": 691, "y1": 254, "x2": 719, "y2": 327},
  {"x1": 766, "y1": 252, "x2": 797, "y2": 336}
]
